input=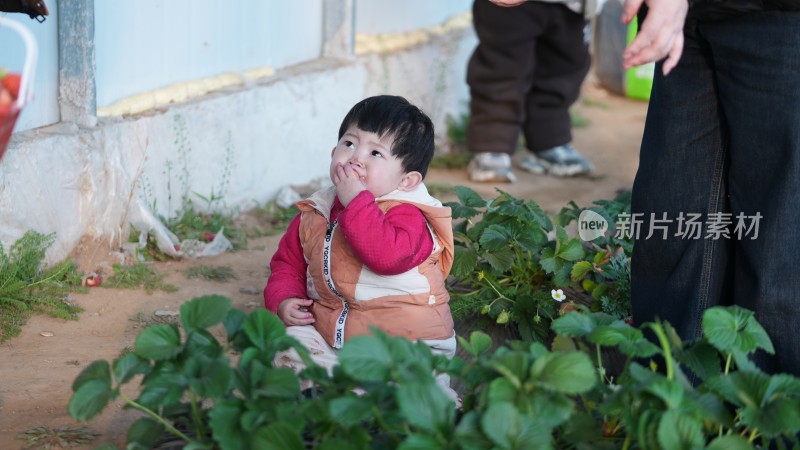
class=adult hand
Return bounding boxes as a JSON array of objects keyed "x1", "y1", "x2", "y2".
[
  {"x1": 277, "y1": 297, "x2": 315, "y2": 326},
  {"x1": 332, "y1": 162, "x2": 366, "y2": 207},
  {"x1": 621, "y1": 0, "x2": 688, "y2": 75},
  {"x1": 487, "y1": 0, "x2": 528, "y2": 6}
]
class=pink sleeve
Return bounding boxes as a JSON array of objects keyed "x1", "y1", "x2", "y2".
[
  {"x1": 337, "y1": 191, "x2": 433, "y2": 275},
  {"x1": 264, "y1": 214, "x2": 308, "y2": 313}
]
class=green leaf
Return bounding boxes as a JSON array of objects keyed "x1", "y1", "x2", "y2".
[
  {"x1": 557, "y1": 238, "x2": 585, "y2": 262},
  {"x1": 618, "y1": 338, "x2": 660, "y2": 358},
  {"x1": 526, "y1": 199, "x2": 553, "y2": 232},
  {"x1": 399, "y1": 434, "x2": 444, "y2": 450},
  {"x1": 530, "y1": 390, "x2": 574, "y2": 428},
  {"x1": 482, "y1": 247, "x2": 515, "y2": 273},
  {"x1": 479, "y1": 225, "x2": 509, "y2": 251},
  {"x1": 448, "y1": 202, "x2": 480, "y2": 220},
  {"x1": 317, "y1": 439, "x2": 361, "y2": 450},
  {"x1": 679, "y1": 341, "x2": 722, "y2": 381},
  {"x1": 470, "y1": 331, "x2": 492, "y2": 355},
  {"x1": 398, "y1": 381, "x2": 455, "y2": 433},
  {"x1": 181, "y1": 294, "x2": 232, "y2": 331},
  {"x1": 72, "y1": 360, "x2": 111, "y2": 391},
  {"x1": 481, "y1": 402, "x2": 551, "y2": 450},
  {"x1": 570, "y1": 261, "x2": 593, "y2": 281},
  {"x1": 742, "y1": 397, "x2": 800, "y2": 437},
  {"x1": 646, "y1": 378, "x2": 684, "y2": 409},
  {"x1": 251, "y1": 422, "x2": 305, "y2": 450},
  {"x1": 328, "y1": 396, "x2": 373, "y2": 427},
  {"x1": 706, "y1": 435, "x2": 754, "y2": 450},
  {"x1": 452, "y1": 230, "x2": 472, "y2": 246},
  {"x1": 587, "y1": 322, "x2": 631, "y2": 346},
  {"x1": 184, "y1": 329, "x2": 224, "y2": 360},
  {"x1": 539, "y1": 247, "x2": 560, "y2": 274},
  {"x1": 184, "y1": 442, "x2": 214, "y2": 450},
  {"x1": 244, "y1": 309, "x2": 286, "y2": 351},
  {"x1": 702, "y1": 306, "x2": 775, "y2": 356},
  {"x1": 254, "y1": 367, "x2": 302, "y2": 399},
  {"x1": 555, "y1": 226, "x2": 569, "y2": 251},
  {"x1": 454, "y1": 412, "x2": 495, "y2": 450},
  {"x1": 223, "y1": 307, "x2": 247, "y2": 340},
  {"x1": 551, "y1": 312, "x2": 595, "y2": 338},
  {"x1": 68, "y1": 379, "x2": 116, "y2": 421},
  {"x1": 136, "y1": 364, "x2": 188, "y2": 409},
  {"x1": 112, "y1": 353, "x2": 150, "y2": 385},
  {"x1": 656, "y1": 410, "x2": 705, "y2": 450},
  {"x1": 451, "y1": 246, "x2": 478, "y2": 278},
  {"x1": 707, "y1": 373, "x2": 760, "y2": 409},
  {"x1": 588, "y1": 321, "x2": 653, "y2": 357},
  {"x1": 338, "y1": 334, "x2": 393, "y2": 382},
  {"x1": 694, "y1": 392, "x2": 735, "y2": 428},
  {"x1": 765, "y1": 373, "x2": 800, "y2": 399},
  {"x1": 481, "y1": 402, "x2": 519, "y2": 449},
  {"x1": 209, "y1": 399, "x2": 247, "y2": 450},
  {"x1": 185, "y1": 356, "x2": 233, "y2": 398},
  {"x1": 489, "y1": 352, "x2": 528, "y2": 389},
  {"x1": 553, "y1": 264, "x2": 572, "y2": 288},
  {"x1": 530, "y1": 352, "x2": 596, "y2": 394},
  {"x1": 135, "y1": 324, "x2": 182, "y2": 361},
  {"x1": 455, "y1": 185, "x2": 486, "y2": 208},
  {"x1": 488, "y1": 378, "x2": 518, "y2": 404},
  {"x1": 125, "y1": 417, "x2": 166, "y2": 450},
  {"x1": 591, "y1": 283, "x2": 608, "y2": 300}
]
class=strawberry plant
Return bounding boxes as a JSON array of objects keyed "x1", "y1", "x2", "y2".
[
  {"x1": 69, "y1": 294, "x2": 800, "y2": 449},
  {"x1": 446, "y1": 187, "x2": 632, "y2": 343},
  {"x1": 0, "y1": 231, "x2": 84, "y2": 341}
]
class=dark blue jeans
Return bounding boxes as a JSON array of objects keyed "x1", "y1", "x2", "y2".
[{"x1": 631, "y1": 11, "x2": 800, "y2": 376}]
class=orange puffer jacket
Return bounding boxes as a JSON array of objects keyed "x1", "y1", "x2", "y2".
[{"x1": 297, "y1": 185, "x2": 455, "y2": 349}]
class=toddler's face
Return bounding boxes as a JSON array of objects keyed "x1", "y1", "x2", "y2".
[{"x1": 330, "y1": 125, "x2": 407, "y2": 198}]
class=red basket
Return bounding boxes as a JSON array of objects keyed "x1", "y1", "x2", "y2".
[{"x1": 0, "y1": 16, "x2": 37, "y2": 160}]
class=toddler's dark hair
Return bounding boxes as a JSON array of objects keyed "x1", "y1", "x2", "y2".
[{"x1": 338, "y1": 95, "x2": 435, "y2": 178}]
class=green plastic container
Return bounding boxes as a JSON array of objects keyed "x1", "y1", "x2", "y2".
[{"x1": 624, "y1": 20, "x2": 655, "y2": 101}]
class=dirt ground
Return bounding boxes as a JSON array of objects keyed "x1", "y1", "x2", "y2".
[{"x1": 0, "y1": 80, "x2": 648, "y2": 449}]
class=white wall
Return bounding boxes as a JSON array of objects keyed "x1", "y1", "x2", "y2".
[
  {"x1": 0, "y1": 1, "x2": 477, "y2": 263},
  {"x1": 94, "y1": 0, "x2": 324, "y2": 108},
  {"x1": 355, "y1": 0, "x2": 472, "y2": 33}
]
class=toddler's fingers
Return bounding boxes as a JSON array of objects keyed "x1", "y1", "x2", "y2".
[{"x1": 289, "y1": 311, "x2": 315, "y2": 326}]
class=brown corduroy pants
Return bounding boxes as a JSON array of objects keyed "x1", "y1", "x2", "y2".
[{"x1": 466, "y1": 0, "x2": 590, "y2": 154}]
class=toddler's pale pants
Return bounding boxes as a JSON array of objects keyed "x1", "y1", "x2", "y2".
[{"x1": 275, "y1": 325, "x2": 460, "y2": 406}]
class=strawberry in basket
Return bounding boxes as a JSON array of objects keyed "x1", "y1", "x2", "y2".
[
  {"x1": 0, "y1": 69, "x2": 23, "y2": 159},
  {"x1": 1, "y1": 71, "x2": 21, "y2": 99}
]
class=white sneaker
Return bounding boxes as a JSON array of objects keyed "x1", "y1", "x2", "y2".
[
  {"x1": 468, "y1": 152, "x2": 516, "y2": 183},
  {"x1": 518, "y1": 144, "x2": 593, "y2": 177}
]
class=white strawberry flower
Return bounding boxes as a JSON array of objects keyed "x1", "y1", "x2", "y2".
[{"x1": 551, "y1": 289, "x2": 566, "y2": 302}]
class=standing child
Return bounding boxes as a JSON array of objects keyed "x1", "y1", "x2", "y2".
[{"x1": 264, "y1": 95, "x2": 457, "y2": 401}]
